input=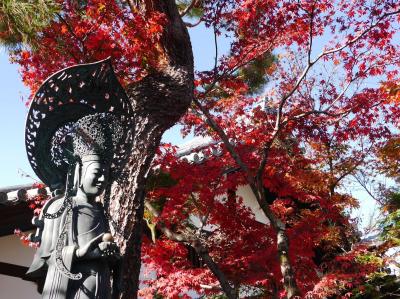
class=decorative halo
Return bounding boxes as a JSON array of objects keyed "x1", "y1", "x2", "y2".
[{"x1": 25, "y1": 58, "x2": 134, "y2": 189}]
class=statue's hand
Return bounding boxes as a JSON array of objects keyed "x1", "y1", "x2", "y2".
[
  {"x1": 75, "y1": 233, "x2": 104, "y2": 259},
  {"x1": 98, "y1": 241, "x2": 120, "y2": 260}
]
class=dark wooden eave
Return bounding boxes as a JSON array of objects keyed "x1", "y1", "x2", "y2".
[
  {"x1": 0, "y1": 183, "x2": 47, "y2": 237},
  {"x1": 0, "y1": 201, "x2": 34, "y2": 237}
]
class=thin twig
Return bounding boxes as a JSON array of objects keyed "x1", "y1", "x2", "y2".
[
  {"x1": 317, "y1": 9, "x2": 400, "y2": 59},
  {"x1": 307, "y1": 5, "x2": 315, "y2": 65},
  {"x1": 277, "y1": 7, "x2": 400, "y2": 117},
  {"x1": 213, "y1": 24, "x2": 218, "y2": 79},
  {"x1": 185, "y1": 18, "x2": 202, "y2": 27},
  {"x1": 353, "y1": 172, "x2": 384, "y2": 205}
]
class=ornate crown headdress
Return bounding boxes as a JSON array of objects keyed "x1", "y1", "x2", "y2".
[
  {"x1": 51, "y1": 112, "x2": 123, "y2": 167},
  {"x1": 72, "y1": 112, "x2": 123, "y2": 162}
]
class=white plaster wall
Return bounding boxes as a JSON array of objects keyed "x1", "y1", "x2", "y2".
[
  {"x1": 236, "y1": 185, "x2": 269, "y2": 224},
  {"x1": 0, "y1": 274, "x2": 40, "y2": 299},
  {"x1": 0, "y1": 233, "x2": 41, "y2": 299},
  {"x1": 189, "y1": 184, "x2": 269, "y2": 226}
]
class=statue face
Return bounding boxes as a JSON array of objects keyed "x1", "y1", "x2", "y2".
[{"x1": 80, "y1": 160, "x2": 109, "y2": 197}]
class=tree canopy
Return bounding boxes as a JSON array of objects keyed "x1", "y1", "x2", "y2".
[{"x1": 3, "y1": 0, "x2": 400, "y2": 298}]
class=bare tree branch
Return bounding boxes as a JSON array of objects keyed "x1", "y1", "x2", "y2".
[
  {"x1": 307, "y1": 4, "x2": 315, "y2": 65},
  {"x1": 275, "y1": 7, "x2": 400, "y2": 120},
  {"x1": 315, "y1": 8, "x2": 400, "y2": 59},
  {"x1": 353, "y1": 172, "x2": 384, "y2": 205}
]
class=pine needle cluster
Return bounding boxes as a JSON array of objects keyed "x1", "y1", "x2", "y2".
[{"x1": 0, "y1": 0, "x2": 59, "y2": 49}]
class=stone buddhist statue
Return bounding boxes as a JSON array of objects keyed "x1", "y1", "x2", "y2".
[{"x1": 24, "y1": 60, "x2": 134, "y2": 299}]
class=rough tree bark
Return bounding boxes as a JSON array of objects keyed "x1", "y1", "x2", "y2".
[{"x1": 108, "y1": 1, "x2": 194, "y2": 298}]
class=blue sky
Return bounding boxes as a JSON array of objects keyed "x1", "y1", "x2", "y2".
[{"x1": 0, "y1": 50, "x2": 33, "y2": 186}]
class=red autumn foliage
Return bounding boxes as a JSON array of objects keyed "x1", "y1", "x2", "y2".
[{"x1": 9, "y1": 0, "x2": 400, "y2": 297}]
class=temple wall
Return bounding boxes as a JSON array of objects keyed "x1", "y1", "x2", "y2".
[
  {"x1": 0, "y1": 233, "x2": 41, "y2": 299},
  {"x1": 0, "y1": 274, "x2": 40, "y2": 299},
  {"x1": 189, "y1": 184, "x2": 270, "y2": 227},
  {"x1": 237, "y1": 184, "x2": 269, "y2": 224}
]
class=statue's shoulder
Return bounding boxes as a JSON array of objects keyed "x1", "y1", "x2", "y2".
[{"x1": 43, "y1": 194, "x2": 65, "y2": 215}]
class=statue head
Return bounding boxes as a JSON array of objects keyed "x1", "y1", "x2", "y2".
[
  {"x1": 79, "y1": 157, "x2": 110, "y2": 198},
  {"x1": 71, "y1": 113, "x2": 122, "y2": 200}
]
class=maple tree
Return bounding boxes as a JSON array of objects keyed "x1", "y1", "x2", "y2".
[
  {"x1": 140, "y1": 1, "x2": 400, "y2": 297},
  {"x1": 3, "y1": 0, "x2": 400, "y2": 298}
]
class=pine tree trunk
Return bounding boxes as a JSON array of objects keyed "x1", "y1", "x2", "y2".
[{"x1": 108, "y1": 1, "x2": 194, "y2": 298}]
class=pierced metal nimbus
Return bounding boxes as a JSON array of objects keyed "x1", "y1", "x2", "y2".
[{"x1": 25, "y1": 58, "x2": 134, "y2": 189}]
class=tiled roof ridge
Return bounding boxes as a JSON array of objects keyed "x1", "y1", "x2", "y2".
[
  {"x1": 0, "y1": 184, "x2": 48, "y2": 206},
  {"x1": 176, "y1": 136, "x2": 227, "y2": 164},
  {"x1": 176, "y1": 136, "x2": 217, "y2": 157}
]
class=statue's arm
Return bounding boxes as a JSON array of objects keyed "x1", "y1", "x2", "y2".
[{"x1": 75, "y1": 233, "x2": 104, "y2": 259}]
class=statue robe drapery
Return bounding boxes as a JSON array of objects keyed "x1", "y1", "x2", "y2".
[{"x1": 26, "y1": 196, "x2": 111, "y2": 299}]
